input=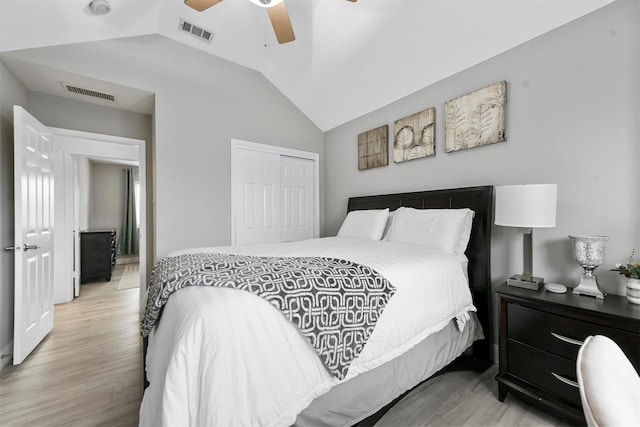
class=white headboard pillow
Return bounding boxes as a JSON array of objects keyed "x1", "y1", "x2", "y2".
[
  {"x1": 382, "y1": 210, "x2": 396, "y2": 239},
  {"x1": 337, "y1": 208, "x2": 390, "y2": 240},
  {"x1": 384, "y1": 207, "x2": 475, "y2": 254}
]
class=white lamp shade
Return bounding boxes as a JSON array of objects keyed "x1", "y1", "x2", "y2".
[{"x1": 495, "y1": 184, "x2": 557, "y2": 228}]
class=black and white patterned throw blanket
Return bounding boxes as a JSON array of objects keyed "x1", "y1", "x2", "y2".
[{"x1": 141, "y1": 253, "x2": 396, "y2": 379}]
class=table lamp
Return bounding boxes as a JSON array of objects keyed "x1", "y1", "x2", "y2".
[{"x1": 495, "y1": 184, "x2": 557, "y2": 290}]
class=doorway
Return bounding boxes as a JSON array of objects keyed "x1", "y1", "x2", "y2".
[
  {"x1": 11, "y1": 107, "x2": 150, "y2": 365},
  {"x1": 52, "y1": 128, "x2": 148, "y2": 312},
  {"x1": 73, "y1": 156, "x2": 141, "y2": 295}
]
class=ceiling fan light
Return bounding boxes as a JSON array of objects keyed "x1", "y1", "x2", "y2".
[{"x1": 248, "y1": 0, "x2": 283, "y2": 8}]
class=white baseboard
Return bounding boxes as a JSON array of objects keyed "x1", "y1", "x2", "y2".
[{"x1": 0, "y1": 341, "x2": 13, "y2": 371}]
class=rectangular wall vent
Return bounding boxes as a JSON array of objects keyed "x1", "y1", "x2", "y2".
[
  {"x1": 61, "y1": 83, "x2": 115, "y2": 102},
  {"x1": 179, "y1": 18, "x2": 213, "y2": 43}
]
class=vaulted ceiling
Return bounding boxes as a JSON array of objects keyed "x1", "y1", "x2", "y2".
[{"x1": 0, "y1": 0, "x2": 614, "y2": 131}]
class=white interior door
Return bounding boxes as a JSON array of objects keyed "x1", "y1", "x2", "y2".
[
  {"x1": 281, "y1": 156, "x2": 314, "y2": 242},
  {"x1": 233, "y1": 148, "x2": 281, "y2": 245},
  {"x1": 13, "y1": 106, "x2": 54, "y2": 365}
]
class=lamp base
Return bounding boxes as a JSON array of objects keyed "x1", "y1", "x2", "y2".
[
  {"x1": 572, "y1": 274, "x2": 606, "y2": 299},
  {"x1": 507, "y1": 274, "x2": 544, "y2": 290}
]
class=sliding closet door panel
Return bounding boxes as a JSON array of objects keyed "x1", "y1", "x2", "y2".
[
  {"x1": 281, "y1": 156, "x2": 314, "y2": 242},
  {"x1": 234, "y1": 149, "x2": 281, "y2": 245}
]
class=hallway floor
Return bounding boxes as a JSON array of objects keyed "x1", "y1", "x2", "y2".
[{"x1": 0, "y1": 280, "x2": 142, "y2": 426}]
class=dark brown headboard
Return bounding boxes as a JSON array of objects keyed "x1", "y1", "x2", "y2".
[{"x1": 347, "y1": 185, "x2": 493, "y2": 366}]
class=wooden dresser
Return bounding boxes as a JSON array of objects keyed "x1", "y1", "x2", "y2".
[
  {"x1": 80, "y1": 229, "x2": 116, "y2": 283},
  {"x1": 495, "y1": 283, "x2": 640, "y2": 424}
]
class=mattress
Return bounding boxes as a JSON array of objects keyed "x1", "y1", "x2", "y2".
[{"x1": 140, "y1": 237, "x2": 477, "y2": 427}]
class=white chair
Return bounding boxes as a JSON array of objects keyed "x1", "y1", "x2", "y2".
[{"x1": 576, "y1": 335, "x2": 640, "y2": 427}]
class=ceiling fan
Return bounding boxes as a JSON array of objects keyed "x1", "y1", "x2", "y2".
[{"x1": 184, "y1": 0, "x2": 357, "y2": 44}]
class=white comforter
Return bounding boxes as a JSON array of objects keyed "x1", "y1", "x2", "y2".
[{"x1": 139, "y1": 237, "x2": 476, "y2": 427}]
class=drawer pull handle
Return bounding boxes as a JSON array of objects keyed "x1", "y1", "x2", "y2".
[
  {"x1": 552, "y1": 372, "x2": 579, "y2": 388},
  {"x1": 551, "y1": 332, "x2": 584, "y2": 346}
]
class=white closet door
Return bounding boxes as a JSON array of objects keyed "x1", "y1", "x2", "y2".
[
  {"x1": 281, "y1": 156, "x2": 314, "y2": 242},
  {"x1": 233, "y1": 148, "x2": 281, "y2": 245}
]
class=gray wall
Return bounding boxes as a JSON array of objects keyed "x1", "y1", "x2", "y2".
[
  {"x1": 0, "y1": 61, "x2": 28, "y2": 367},
  {"x1": 4, "y1": 35, "x2": 325, "y2": 259},
  {"x1": 28, "y1": 92, "x2": 152, "y2": 142},
  {"x1": 89, "y1": 162, "x2": 124, "y2": 238},
  {"x1": 324, "y1": 0, "x2": 639, "y2": 336}
]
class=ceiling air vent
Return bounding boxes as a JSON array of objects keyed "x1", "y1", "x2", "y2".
[
  {"x1": 179, "y1": 18, "x2": 213, "y2": 43},
  {"x1": 61, "y1": 83, "x2": 115, "y2": 102}
]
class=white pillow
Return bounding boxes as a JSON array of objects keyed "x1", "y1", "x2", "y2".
[
  {"x1": 382, "y1": 210, "x2": 396, "y2": 239},
  {"x1": 384, "y1": 207, "x2": 475, "y2": 254},
  {"x1": 337, "y1": 208, "x2": 389, "y2": 240}
]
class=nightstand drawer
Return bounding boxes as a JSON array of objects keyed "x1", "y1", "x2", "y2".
[
  {"x1": 508, "y1": 303, "x2": 640, "y2": 366},
  {"x1": 497, "y1": 284, "x2": 640, "y2": 424},
  {"x1": 508, "y1": 339, "x2": 581, "y2": 406}
]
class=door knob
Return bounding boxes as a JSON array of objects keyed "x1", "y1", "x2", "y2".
[
  {"x1": 23, "y1": 244, "x2": 40, "y2": 251},
  {"x1": 3, "y1": 245, "x2": 20, "y2": 252}
]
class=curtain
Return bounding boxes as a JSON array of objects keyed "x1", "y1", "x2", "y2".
[{"x1": 118, "y1": 168, "x2": 139, "y2": 255}]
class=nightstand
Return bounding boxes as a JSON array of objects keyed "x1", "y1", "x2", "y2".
[{"x1": 495, "y1": 283, "x2": 640, "y2": 424}]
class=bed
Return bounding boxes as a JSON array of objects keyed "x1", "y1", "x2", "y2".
[{"x1": 139, "y1": 185, "x2": 493, "y2": 426}]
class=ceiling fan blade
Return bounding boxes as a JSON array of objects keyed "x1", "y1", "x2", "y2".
[
  {"x1": 346, "y1": 0, "x2": 357, "y2": 2},
  {"x1": 184, "y1": 0, "x2": 223, "y2": 12},
  {"x1": 267, "y1": 1, "x2": 295, "y2": 44}
]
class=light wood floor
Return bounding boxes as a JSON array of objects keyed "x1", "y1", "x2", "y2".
[
  {"x1": 0, "y1": 273, "x2": 142, "y2": 426},
  {"x1": 376, "y1": 366, "x2": 570, "y2": 427},
  {"x1": 0, "y1": 276, "x2": 568, "y2": 427}
]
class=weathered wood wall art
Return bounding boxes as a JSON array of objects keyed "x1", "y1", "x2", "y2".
[
  {"x1": 445, "y1": 81, "x2": 507, "y2": 153},
  {"x1": 393, "y1": 107, "x2": 436, "y2": 163},
  {"x1": 358, "y1": 125, "x2": 389, "y2": 170}
]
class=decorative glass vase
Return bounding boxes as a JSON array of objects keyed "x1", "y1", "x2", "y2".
[
  {"x1": 569, "y1": 235, "x2": 608, "y2": 299},
  {"x1": 626, "y1": 278, "x2": 640, "y2": 304}
]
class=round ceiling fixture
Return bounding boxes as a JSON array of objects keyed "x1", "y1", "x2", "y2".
[
  {"x1": 248, "y1": 0, "x2": 284, "y2": 8},
  {"x1": 88, "y1": 0, "x2": 111, "y2": 15}
]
